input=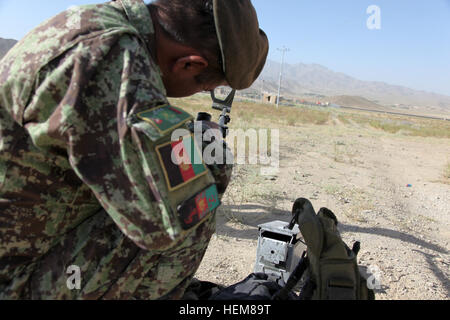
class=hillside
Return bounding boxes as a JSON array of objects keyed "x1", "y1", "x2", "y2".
[
  {"x1": 250, "y1": 60, "x2": 450, "y2": 114},
  {"x1": 0, "y1": 38, "x2": 17, "y2": 60},
  {"x1": 327, "y1": 95, "x2": 387, "y2": 111}
]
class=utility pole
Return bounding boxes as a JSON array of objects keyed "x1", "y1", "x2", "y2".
[
  {"x1": 276, "y1": 46, "x2": 289, "y2": 108},
  {"x1": 261, "y1": 79, "x2": 265, "y2": 100}
]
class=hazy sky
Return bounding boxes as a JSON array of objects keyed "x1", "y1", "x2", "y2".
[{"x1": 0, "y1": 0, "x2": 449, "y2": 95}]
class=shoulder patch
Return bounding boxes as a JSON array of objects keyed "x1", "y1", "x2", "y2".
[
  {"x1": 178, "y1": 184, "x2": 221, "y2": 230},
  {"x1": 137, "y1": 105, "x2": 193, "y2": 135},
  {"x1": 156, "y1": 135, "x2": 208, "y2": 192}
]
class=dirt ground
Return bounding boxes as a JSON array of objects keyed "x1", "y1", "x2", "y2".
[{"x1": 194, "y1": 111, "x2": 450, "y2": 300}]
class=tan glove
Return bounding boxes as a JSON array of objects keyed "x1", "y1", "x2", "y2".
[{"x1": 294, "y1": 198, "x2": 375, "y2": 300}]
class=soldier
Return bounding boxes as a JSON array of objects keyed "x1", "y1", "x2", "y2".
[{"x1": 0, "y1": 0, "x2": 268, "y2": 299}]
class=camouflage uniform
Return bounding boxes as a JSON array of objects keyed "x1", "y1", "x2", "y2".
[{"x1": 0, "y1": 0, "x2": 232, "y2": 299}]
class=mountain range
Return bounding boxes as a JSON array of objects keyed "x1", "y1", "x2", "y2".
[
  {"x1": 1, "y1": 37, "x2": 448, "y2": 114},
  {"x1": 0, "y1": 37, "x2": 17, "y2": 60},
  {"x1": 249, "y1": 60, "x2": 450, "y2": 113}
]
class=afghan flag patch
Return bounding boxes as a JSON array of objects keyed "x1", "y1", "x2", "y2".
[
  {"x1": 178, "y1": 184, "x2": 221, "y2": 230},
  {"x1": 137, "y1": 105, "x2": 193, "y2": 135},
  {"x1": 156, "y1": 135, "x2": 208, "y2": 192}
]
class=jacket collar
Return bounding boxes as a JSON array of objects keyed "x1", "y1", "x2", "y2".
[{"x1": 118, "y1": 0, "x2": 154, "y2": 50}]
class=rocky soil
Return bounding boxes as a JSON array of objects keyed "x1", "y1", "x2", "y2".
[{"x1": 195, "y1": 116, "x2": 450, "y2": 300}]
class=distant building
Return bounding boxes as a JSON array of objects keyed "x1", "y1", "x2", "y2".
[{"x1": 263, "y1": 93, "x2": 278, "y2": 104}]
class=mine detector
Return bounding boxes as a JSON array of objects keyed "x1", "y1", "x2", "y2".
[
  {"x1": 199, "y1": 88, "x2": 308, "y2": 291},
  {"x1": 253, "y1": 220, "x2": 306, "y2": 288}
]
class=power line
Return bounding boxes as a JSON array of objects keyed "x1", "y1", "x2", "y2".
[{"x1": 276, "y1": 46, "x2": 290, "y2": 108}]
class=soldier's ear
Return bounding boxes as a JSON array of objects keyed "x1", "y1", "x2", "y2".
[{"x1": 172, "y1": 55, "x2": 208, "y2": 77}]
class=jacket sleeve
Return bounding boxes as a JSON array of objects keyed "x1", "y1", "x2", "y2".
[{"x1": 24, "y1": 34, "x2": 217, "y2": 251}]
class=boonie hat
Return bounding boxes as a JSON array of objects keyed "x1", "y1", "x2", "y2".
[{"x1": 213, "y1": 0, "x2": 269, "y2": 90}]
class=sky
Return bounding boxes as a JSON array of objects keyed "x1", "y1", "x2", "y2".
[{"x1": 0, "y1": 0, "x2": 449, "y2": 96}]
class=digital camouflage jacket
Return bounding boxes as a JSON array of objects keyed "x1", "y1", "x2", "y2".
[{"x1": 0, "y1": 0, "x2": 228, "y2": 299}]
